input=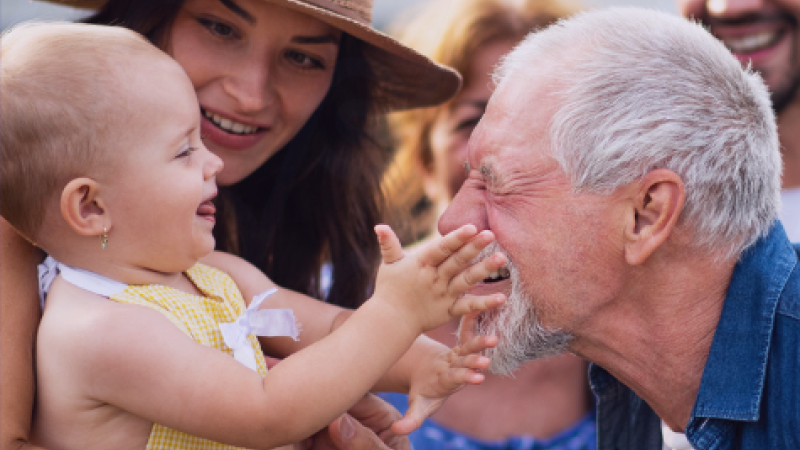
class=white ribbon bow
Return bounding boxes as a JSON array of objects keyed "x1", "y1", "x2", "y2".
[{"x1": 219, "y1": 287, "x2": 300, "y2": 372}]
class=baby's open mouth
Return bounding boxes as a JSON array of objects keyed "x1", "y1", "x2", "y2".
[{"x1": 197, "y1": 200, "x2": 216, "y2": 218}]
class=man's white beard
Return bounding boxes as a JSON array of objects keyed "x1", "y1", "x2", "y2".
[{"x1": 463, "y1": 242, "x2": 573, "y2": 375}]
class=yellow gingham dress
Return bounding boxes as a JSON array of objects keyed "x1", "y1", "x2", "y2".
[{"x1": 110, "y1": 263, "x2": 268, "y2": 450}]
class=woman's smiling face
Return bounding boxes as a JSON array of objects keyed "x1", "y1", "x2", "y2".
[{"x1": 168, "y1": 0, "x2": 341, "y2": 185}]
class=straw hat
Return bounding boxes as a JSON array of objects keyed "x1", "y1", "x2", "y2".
[{"x1": 42, "y1": 0, "x2": 462, "y2": 111}]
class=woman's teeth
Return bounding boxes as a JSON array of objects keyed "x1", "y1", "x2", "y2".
[{"x1": 203, "y1": 110, "x2": 258, "y2": 135}]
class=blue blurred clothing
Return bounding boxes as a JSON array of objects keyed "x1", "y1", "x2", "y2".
[
  {"x1": 591, "y1": 221, "x2": 800, "y2": 450},
  {"x1": 379, "y1": 392, "x2": 596, "y2": 450}
]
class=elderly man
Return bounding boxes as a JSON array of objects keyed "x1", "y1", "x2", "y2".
[
  {"x1": 441, "y1": 8, "x2": 800, "y2": 450},
  {"x1": 677, "y1": 0, "x2": 800, "y2": 240}
]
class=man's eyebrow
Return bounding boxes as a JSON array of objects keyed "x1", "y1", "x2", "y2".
[
  {"x1": 479, "y1": 162, "x2": 497, "y2": 186},
  {"x1": 218, "y1": 0, "x2": 255, "y2": 24},
  {"x1": 464, "y1": 160, "x2": 498, "y2": 186}
]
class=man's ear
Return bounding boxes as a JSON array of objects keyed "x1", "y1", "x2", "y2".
[
  {"x1": 60, "y1": 178, "x2": 109, "y2": 236},
  {"x1": 624, "y1": 169, "x2": 684, "y2": 265}
]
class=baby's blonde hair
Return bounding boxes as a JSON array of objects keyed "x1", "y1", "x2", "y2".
[{"x1": 1, "y1": 22, "x2": 164, "y2": 240}]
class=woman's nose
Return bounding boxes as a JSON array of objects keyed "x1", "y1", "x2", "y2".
[{"x1": 222, "y1": 60, "x2": 275, "y2": 113}]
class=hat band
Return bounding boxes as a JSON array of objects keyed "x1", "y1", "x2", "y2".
[{"x1": 308, "y1": 0, "x2": 372, "y2": 24}]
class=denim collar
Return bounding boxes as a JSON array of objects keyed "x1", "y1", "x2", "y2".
[{"x1": 691, "y1": 221, "x2": 796, "y2": 422}]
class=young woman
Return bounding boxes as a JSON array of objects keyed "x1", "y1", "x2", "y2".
[
  {"x1": 0, "y1": 0, "x2": 461, "y2": 448},
  {"x1": 381, "y1": 1, "x2": 597, "y2": 449}
]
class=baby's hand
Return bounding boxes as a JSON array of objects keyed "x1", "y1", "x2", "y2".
[
  {"x1": 390, "y1": 334, "x2": 498, "y2": 435},
  {"x1": 372, "y1": 224, "x2": 506, "y2": 334}
]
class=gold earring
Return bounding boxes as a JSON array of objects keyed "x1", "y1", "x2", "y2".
[{"x1": 100, "y1": 227, "x2": 108, "y2": 249}]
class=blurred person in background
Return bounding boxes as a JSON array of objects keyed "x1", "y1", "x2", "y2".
[
  {"x1": 676, "y1": 0, "x2": 800, "y2": 240},
  {"x1": 381, "y1": 1, "x2": 596, "y2": 449}
]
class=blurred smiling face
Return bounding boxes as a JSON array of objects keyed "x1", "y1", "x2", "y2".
[
  {"x1": 426, "y1": 40, "x2": 516, "y2": 203},
  {"x1": 677, "y1": 0, "x2": 800, "y2": 110},
  {"x1": 168, "y1": 0, "x2": 341, "y2": 185}
]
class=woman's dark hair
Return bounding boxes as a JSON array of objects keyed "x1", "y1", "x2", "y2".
[{"x1": 86, "y1": 0, "x2": 390, "y2": 308}]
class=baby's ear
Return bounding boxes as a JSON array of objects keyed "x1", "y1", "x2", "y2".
[{"x1": 60, "y1": 178, "x2": 108, "y2": 236}]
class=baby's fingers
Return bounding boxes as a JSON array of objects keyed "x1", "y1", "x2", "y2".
[
  {"x1": 448, "y1": 251, "x2": 507, "y2": 294},
  {"x1": 458, "y1": 312, "x2": 480, "y2": 345},
  {"x1": 437, "y1": 230, "x2": 497, "y2": 281},
  {"x1": 456, "y1": 334, "x2": 498, "y2": 359},
  {"x1": 391, "y1": 402, "x2": 433, "y2": 436},
  {"x1": 450, "y1": 293, "x2": 505, "y2": 317},
  {"x1": 375, "y1": 224, "x2": 404, "y2": 264},
  {"x1": 418, "y1": 224, "x2": 478, "y2": 267}
]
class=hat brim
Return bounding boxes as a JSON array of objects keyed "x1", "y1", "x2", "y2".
[{"x1": 40, "y1": 0, "x2": 462, "y2": 111}]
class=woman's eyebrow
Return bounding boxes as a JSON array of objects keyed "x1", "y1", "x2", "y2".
[
  {"x1": 218, "y1": 0, "x2": 255, "y2": 24},
  {"x1": 291, "y1": 35, "x2": 340, "y2": 45}
]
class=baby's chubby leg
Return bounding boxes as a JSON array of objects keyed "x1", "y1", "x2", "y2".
[{"x1": 372, "y1": 224, "x2": 507, "y2": 336}]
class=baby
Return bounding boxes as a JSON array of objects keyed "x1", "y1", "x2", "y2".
[{"x1": 0, "y1": 22, "x2": 507, "y2": 450}]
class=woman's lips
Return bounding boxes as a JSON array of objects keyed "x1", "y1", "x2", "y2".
[{"x1": 201, "y1": 114, "x2": 268, "y2": 151}]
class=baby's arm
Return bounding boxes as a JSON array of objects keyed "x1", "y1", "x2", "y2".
[
  {"x1": 204, "y1": 224, "x2": 506, "y2": 358},
  {"x1": 194, "y1": 225, "x2": 504, "y2": 444}
]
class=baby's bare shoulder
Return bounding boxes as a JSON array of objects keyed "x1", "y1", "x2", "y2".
[{"x1": 35, "y1": 281, "x2": 154, "y2": 450}]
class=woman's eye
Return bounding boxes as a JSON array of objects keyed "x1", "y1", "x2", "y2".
[
  {"x1": 285, "y1": 50, "x2": 324, "y2": 70},
  {"x1": 198, "y1": 18, "x2": 237, "y2": 39},
  {"x1": 455, "y1": 117, "x2": 481, "y2": 132}
]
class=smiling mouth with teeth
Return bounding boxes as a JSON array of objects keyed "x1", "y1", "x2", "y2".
[
  {"x1": 721, "y1": 29, "x2": 785, "y2": 54},
  {"x1": 485, "y1": 266, "x2": 510, "y2": 283},
  {"x1": 202, "y1": 108, "x2": 262, "y2": 136}
]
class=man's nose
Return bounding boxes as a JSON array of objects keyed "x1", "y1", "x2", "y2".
[
  {"x1": 706, "y1": 0, "x2": 765, "y2": 18},
  {"x1": 437, "y1": 187, "x2": 488, "y2": 236}
]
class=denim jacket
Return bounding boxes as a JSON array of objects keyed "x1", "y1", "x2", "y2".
[{"x1": 590, "y1": 221, "x2": 800, "y2": 450}]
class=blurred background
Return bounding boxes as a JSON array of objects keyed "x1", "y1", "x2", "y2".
[{"x1": 2, "y1": 0, "x2": 677, "y2": 31}]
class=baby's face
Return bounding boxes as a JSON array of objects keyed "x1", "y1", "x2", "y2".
[{"x1": 100, "y1": 54, "x2": 224, "y2": 273}]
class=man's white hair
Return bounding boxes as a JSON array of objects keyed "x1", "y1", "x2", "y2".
[{"x1": 495, "y1": 7, "x2": 782, "y2": 259}]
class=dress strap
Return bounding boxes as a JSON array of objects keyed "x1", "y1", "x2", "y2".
[
  {"x1": 38, "y1": 256, "x2": 300, "y2": 373},
  {"x1": 38, "y1": 256, "x2": 127, "y2": 308}
]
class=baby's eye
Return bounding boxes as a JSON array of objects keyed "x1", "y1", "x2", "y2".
[
  {"x1": 198, "y1": 18, "x2": 238, "y2": 40},
  {"x1": 177, "y1": 147, "x2": 198, "y2": 158},
  {"x1": 285, "y1": 50, "x2": 324, "y2": 70}
]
